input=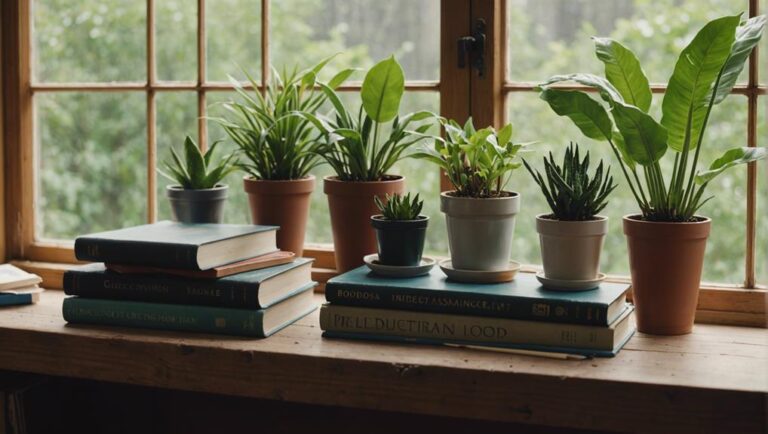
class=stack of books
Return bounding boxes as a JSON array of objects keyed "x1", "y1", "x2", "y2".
[
  {"x1": 0, "y1": 264, "x2": 44, "y2": 307},
  {"x1": 62, "y1": 221, "x2": 317, "y2": 337},
  {"x1": 320, "y1": 267, "x2": 635, "y2": 357}
]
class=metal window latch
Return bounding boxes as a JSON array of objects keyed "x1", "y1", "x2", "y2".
[{"x1": 457, "y1": 18, "x2": 486, "y2": 77}]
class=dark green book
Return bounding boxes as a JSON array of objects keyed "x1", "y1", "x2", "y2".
[
  {"x1": 62, "y1": 288, "x2": 317, "y2": 337},
  {"x1": 325, "y1": 267, "x2": 628, "y2": 326},
  {"x1": 63, "y1": 259, "x2": 314, "y2": 309},
  {"x1": 74, "y1": 221, "x2": 278, "y2": 270}
]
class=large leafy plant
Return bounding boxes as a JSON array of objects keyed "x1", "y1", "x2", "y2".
[
  {"x1": 524, "y1": 142, "x2": 616, "y2": 221},
  {"x1": 214, "y1": 58, "x2": 355, "y2": 180},
  {"x1": 374, "y1": 192, "x2": 424, "y2": 220},
  {"x1": 413, "y1": 118, "x2": 527, "y2": 198},
  {"x1": 537, "y1": 14, "x2": 767, "y2": 222},
  {"x1": 159, "y1": 136, "x2": 238, "y2": 189},
  {"x1": 303, "y1": 56, "x2": 437, "y2": 181}
]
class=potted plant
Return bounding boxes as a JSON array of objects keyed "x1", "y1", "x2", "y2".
[
  {"x1": 523, "y1": 142, "x2": 617, "y2": 284},
  {"x1": 303, "y1": 56, "x2": 437, "y2": 271},
  {"x1": 214, "y1": 58, "x2": 354, "y2": 256},
  {"x1": 413, "y1": 118, "x2": 528, "y2": 272},
  {"x1": 371, "y1": 193, "x2": 428, "y2": 266},
  {"x1": 537, "y1": 14, "x2": 766, "y2": 334},
  {"x1": 159, "y1": 135, "x2": 237, "y2": 224}
]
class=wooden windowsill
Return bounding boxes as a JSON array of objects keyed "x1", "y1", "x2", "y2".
[{"x1": 0, "y1": 291, "x2": 765, "y2": 433}]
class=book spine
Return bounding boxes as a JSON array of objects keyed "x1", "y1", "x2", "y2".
[
  {"x1": 62, "y1": 297, "x2": 266, "y2": 337},
  {"x1": 74, "y1": 238, "x2": 199, "y2": 269},
  {"x1": 325, "y1": 284, "x2": 608, "y2": 326},
  {"x1": 0, "y1": 293, "x2": 34, "y2": 307},
  {"x1": 63, "y1": 271, "x2": 259, "y2": 308},
  {"x1": 319, "y1": 305, "x2": 614, "y2": 350}
]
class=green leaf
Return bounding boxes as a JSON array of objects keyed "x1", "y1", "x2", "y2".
[
  {"x1": 184, "y1": 135, "x2": 206, "y2": 187},
  {"x1": 593, "y1": 37, "x2": 652, "y2": 112},
  {"x1": 328, "y1": 68, "x2": 358, "y2": 90},
  {"x1": 711, "y1": 15, "x2": 766, "y2": 105},
  {"x1": 538, "y1": 89, "x2": 613, "y2": 141},
  {"x1": 611, "y1": 102, "x2": 668, "y2": 166},
  {"x1": 360, "y1": 55, "x2": 405, "y2": 123},
  {"x1": 661, "y1": 15, "x2": 740, "y2": 152},
  {"x1": 540, "y1": 73, "x2": 624, "y2": 103},
  {"x1": 695, "y1": 147, "x2": 767, "y2": 184}
]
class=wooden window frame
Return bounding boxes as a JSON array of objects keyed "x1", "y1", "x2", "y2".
[{"x1": 2, "y1": 0, "x2": 766, "y2": 327}]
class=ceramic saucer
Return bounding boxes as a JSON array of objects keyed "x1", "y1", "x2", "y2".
[
  {"x1": 535, "y1": 271, "x2": 606, "y2": 291},
  {"x1": 363, "y1": 254, "x2": 436, "y2": 278},
  {"x1": 438, "y1": 259, "x2": 520, "y2": 284}
]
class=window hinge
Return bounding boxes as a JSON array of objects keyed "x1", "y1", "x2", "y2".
[{"x1": 457, "y1": 18, "x2": 486, "y2": 77}]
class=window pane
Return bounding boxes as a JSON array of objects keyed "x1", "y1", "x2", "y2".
[
  {"x1": 270, "y1": 0, "x2": 439, "y2": 81},
  {"x1": 206, "y1": 1, "x2": 262, "y2": 82},
  {"x1": 758, "y1": 97, "x2": 767, "y2": 285},
  {"x1": 762, "y1": 0, "x2": 767, "y2": 84},
  {"x1": 506, "y1": 0, "x2": 747, "y2": 84},
  {"x1": 506, "y1": 91, "x2": 748, "y2": 283},
  {"x1": 36, "y1": 92, "x2": 147, "y2": 240},
  {"x1": 156, "y1": 1, "x2": 197, "y2": 82},
  {"x1": 156, "y1": 92, "x2": 199, "y2": 221},
  {"x1": 33, "y1": 1, "x2": 146, "y2": 82}
]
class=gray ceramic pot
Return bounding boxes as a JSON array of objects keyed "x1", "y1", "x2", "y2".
[
  {"x1": 166, "y1": 184, "x2": 228, "y2": 223},
  {"x1": 536, "y1": 214, "x2": 608, "y2": 280},
  {"x1": 441, "y1": 191, "x2": 520, "y2": 271}
]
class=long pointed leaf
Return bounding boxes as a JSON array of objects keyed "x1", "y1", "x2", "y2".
[{"x1": 593, "y1": 37, "x2": 652, "y2": 112}]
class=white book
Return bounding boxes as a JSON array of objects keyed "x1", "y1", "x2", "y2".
[{"x1": 0, "y1": 264, "x2": 42, "y2": 291}]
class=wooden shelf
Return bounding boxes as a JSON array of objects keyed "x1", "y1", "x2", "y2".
[{"x1": 0, "y1": 291, "x2": 765, "y2": 433}]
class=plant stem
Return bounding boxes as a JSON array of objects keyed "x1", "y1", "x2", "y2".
[{"x1": 607, "y1": 139, "x2": 646, "y2": 212}]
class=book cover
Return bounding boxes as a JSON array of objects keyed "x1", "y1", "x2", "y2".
[
  {"x1": 62, "y1": 287, "x2": 318, "y2": 338},
  {"x1": 0, "y1": 292, "x2": 40, "y2": 307},
  {"x1": 320, "y1": 303, "x2": 636, "y2": 357},
  {"x1": 64, "y1": 258, "x2": 314, "y2": 309},
  {"x1": 0, "y1": 264, "x2": 42, "y2": 291},
  {"x1": 74, "y1": 221, "x2": 278, "y2": 270},
  {"x1": 105, "y1": 251, "x2": 295, "y2": 279},
  {"x1": 326, "y1": 267, "x2": 629, "y2": 326}
]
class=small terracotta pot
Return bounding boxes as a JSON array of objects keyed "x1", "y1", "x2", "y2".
[
  {"x1": 623, "y1": 214, "x2": 711, "y2": 335},
  {"x1": 324, "y1": 175, "x2": 405, "y2": 272},
  {"x1": 167, "y1": 184, "x2": 228, "y2": 223},
  {"x1": 537, "y1": 214, "x2": 607, "y2": 281},
  {"x1": 371, "y1": 215, "x2": 429, "y2": 266},
  {"x1": 243, "y1": 175, "x2": 314, "y2": 257}
]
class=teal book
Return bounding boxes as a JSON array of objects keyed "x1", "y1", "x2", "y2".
[
  {"x1": 64, "y1": 259, "x2": 314, "y2": 309},
  {"x1": 74, "y1": 221, "x2": 278, "y2": 270},
  {"x1": 0, "y1": 292, "x2": 40, "y2": 307},
  {"x1": 326, "y1": 267, "x2": 628, "y2": 326},
  {"x1": 320, "y1": 303, "x2": 636, "y2": 357},
  {"x1": 62, "y1": 287, "x2": 317, "y2": 337}
]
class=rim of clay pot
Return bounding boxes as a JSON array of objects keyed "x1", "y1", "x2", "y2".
[
  {"x1": 623, "y1": 214, "x2": 711, "y2": 239},
  {"x1": 243, "y1": 175, "x2": 315, "y2": 195},
  {"x1": 440, "y1": 190, "x2": 520, "y2": 216},
  {"x1": 536, "y1": 214, "x2": 608, "y2": 237},
  {"x1": 166, "y1": 184, "x2": 228, "y2": 200},
  {"x1": 323, "y1": 175, "x2": 404, "y2": 196},
  {"x1": 370, "y1": 214, "x2": 429, "y2": 229}
]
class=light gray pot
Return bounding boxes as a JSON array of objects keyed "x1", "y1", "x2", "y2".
[
  {"x1": 166, "y1": 184, "x2": 228, "y2": 224},
  {"x1": 441, "y1": 191, "x2": 520, "y2": 271},
  {"x1": 536, "y1": 214, "x2": 608, "y2": 280}
]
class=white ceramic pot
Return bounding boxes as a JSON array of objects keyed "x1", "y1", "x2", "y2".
[
  {"x1": 536, "y1": 214, "x2": 608, "y2": 280},
  {"x1": 441, "y1": 191, "x2": 520, "y2": 271}
]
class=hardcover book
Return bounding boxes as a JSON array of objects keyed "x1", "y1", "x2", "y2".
[
  {"x1": 326, "y1": 267, "x2": 629, "y2": 326},
  {"x1": 62, "y1": 287, "x2": 317, "y2": 337},
  {"x1": 105, "y1": 251, "x2": 295, "y2": 279},
  {"x1": 0, "y1": 291, "x2": 41, "y2": 307},
  {"x1": 0, "y1": 264, "x2": 42, "y2": 291},
  {"x1": 64, "y1": 258, "x2": 314, "y2": 309},
  {"x1": 74, "y1": 221, "x2": 278, "y2": 270},
  {"x1": 320, "y1": 303, "x2": 636, "y2": 357}
]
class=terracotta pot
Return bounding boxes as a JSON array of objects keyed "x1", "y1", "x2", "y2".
[
  {"x1": 167, "y1": 184, "x2": 228, "y2": 224},
  {"x1": 243, "y1": 175, "x2": 314, "y2": 257},
  {"x1": 537, "y1": 214, "x2": 607, "y2": 281},
  {"x1": 371, "y1": 215, "x2": 429, "y2": 266},
  {"x1": 441, "y1": 191, "x2": 520, "y2": 271},
  {"x1": 324, "y1": 175, "x2": 405, "y2": 272},
  {"x1": 623, "y1": 214, "x2": 711, "y2": 335}
]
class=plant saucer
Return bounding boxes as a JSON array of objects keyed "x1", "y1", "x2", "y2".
[
  {"x1": 438, "y1": 259, "x2": 520, "y2": 284},
  {"x1": 535, "y1": 271, "x2": 606, "y2": 291},
  {"x1": 363, "y1": 254, "x2": 436, "y2": 278}
]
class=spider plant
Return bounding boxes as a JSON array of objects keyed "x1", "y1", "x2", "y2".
[
  {"x1": 158, "y1": 135, "x2": 237, "y2": 189},
  {"x1": 374, "y1": 193, "x2": 424, "y2": 220}
]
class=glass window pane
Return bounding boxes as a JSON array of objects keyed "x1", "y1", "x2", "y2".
[
  {"x1": 761, "y1": 0, "x2": 767, "y2": 84},
  {"x1": 270, "y1": 0, "x2": 439, "y2": 81},
  {"x1": 758, "y1": 97, "x2": 767, "y2": 285},
  {"x1": 506, "y1": 0, "x2": 747, "y2": 84},
  {"x1": 506, "y1": 91, "x2": 748, "y2": 283},
  {"x1": 36, "y1": 92, "x2": 147, "y2": 240},
  {"x1": 206, "y1": 1, "x2": 262, "y2": 83},
  {"x1": 156, "y1": 1, "x2": 197, "y2": 82},
  {"x1": 33, "y1": 1, "x2": 146, "y2": 82}
]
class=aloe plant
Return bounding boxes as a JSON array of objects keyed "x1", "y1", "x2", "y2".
[
  {"x1": 301, "y1": 56, "x2": 438, "y2": 181},
  {"x1": 158, "y1": 136, "x2": 238, "y2": 189},
  {"x1": 374, "y1": 193, "x2": 423, "y2": 220},
  {"x1": 537, "y1": 14, "x2": 767, "y2": 222},
  {"x1": 524, "y1": 142, "x2": 616, "y2": 221},
  {"x1": 413, "y1": 118, "x2": 529, "y2": 198}
]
